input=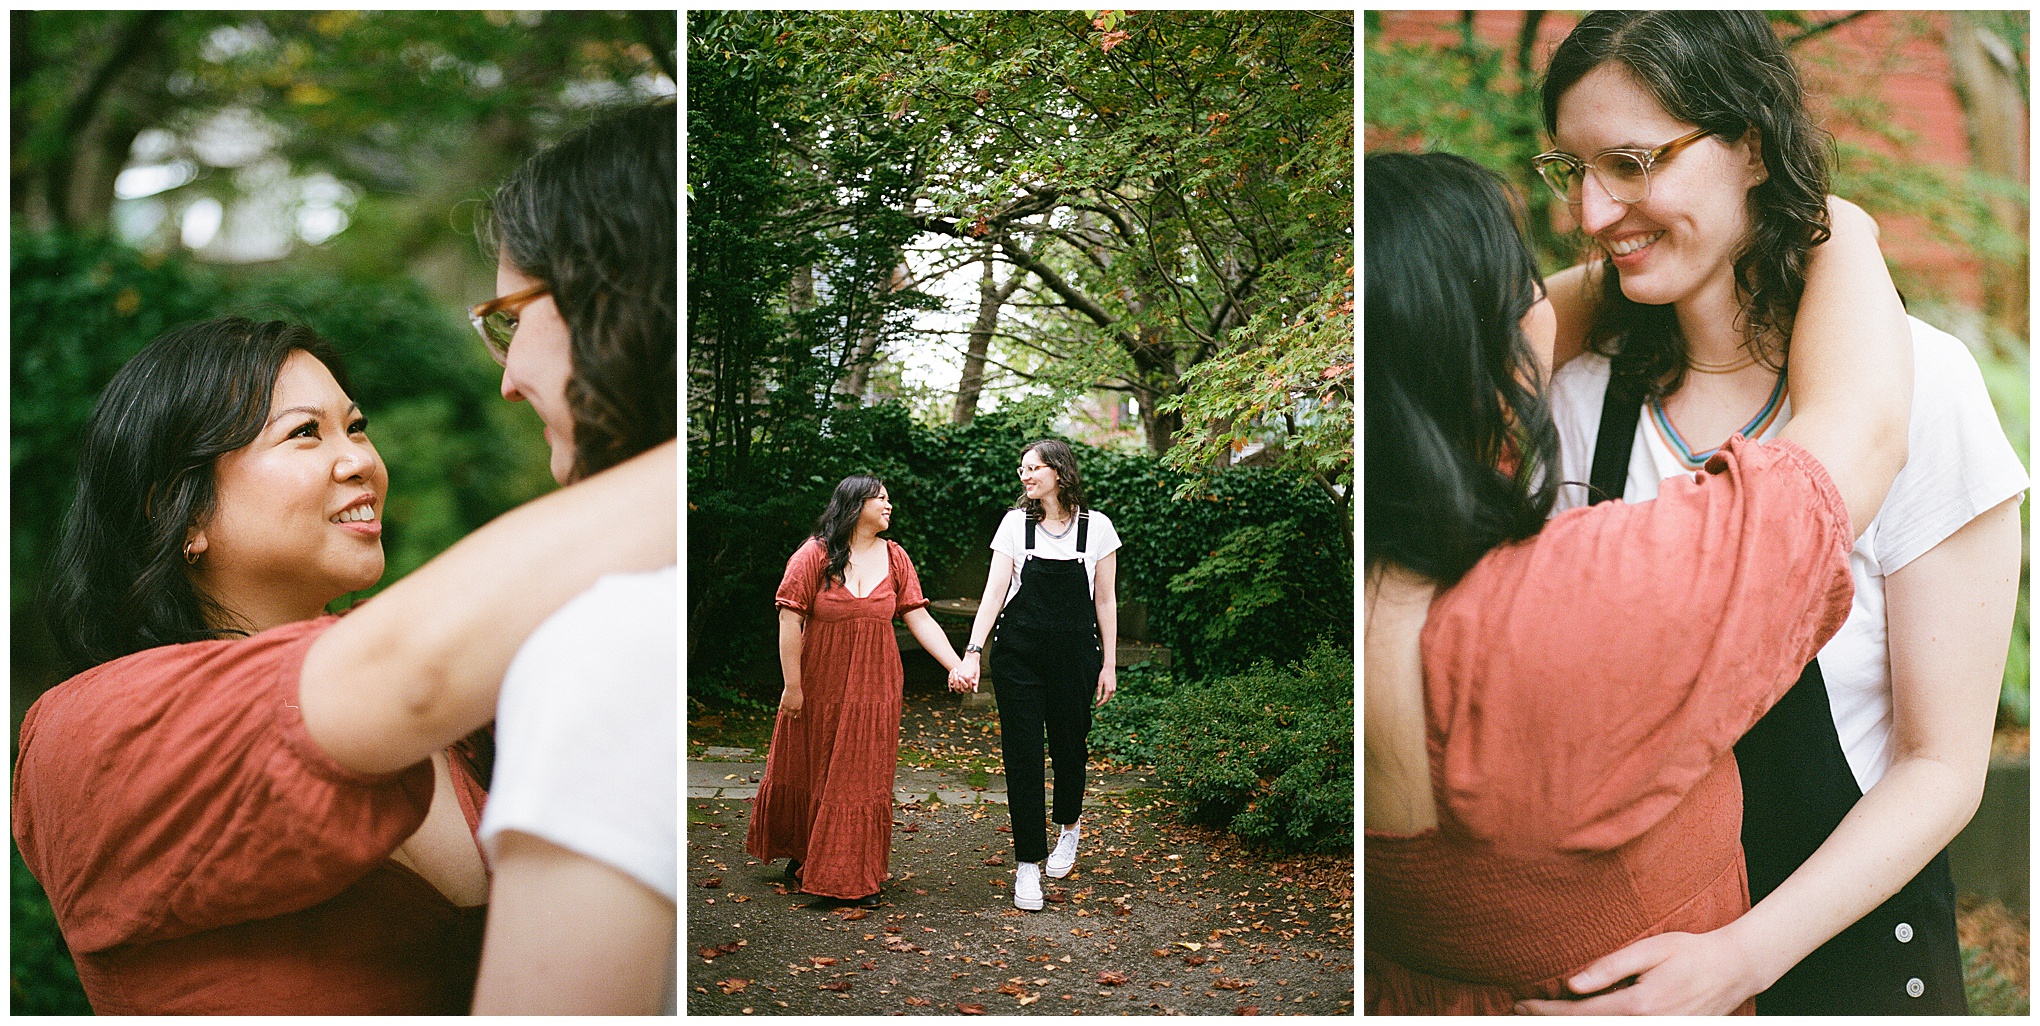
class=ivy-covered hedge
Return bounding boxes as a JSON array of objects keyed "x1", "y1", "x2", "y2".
[{"x1": 687, "y1": 402, "x2": 1351, "y2": 705}]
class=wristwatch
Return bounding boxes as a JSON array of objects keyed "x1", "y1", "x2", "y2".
[{"x1": 965, "y1": 643, "x2": 983, "y2": 655}]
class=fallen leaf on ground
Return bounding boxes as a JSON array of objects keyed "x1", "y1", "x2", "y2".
[
  {"x1": 905, "y1": 996, "x2": 931, "y2": 1006},
  {"x1": 1098, "y1": 970, "x2": 1130, "y2": 985},
  {"x1": 717, "y1": 979, "x2": 750, "y2": 994},
  {"x1": 958, "y1": 1002, "x2": 987, "y2": 1014},
  {"x1": 839, "y1": 908, "x2": 869, "y2": 921},
  {"x1": 810, "y1": 956, "x2": 840, "y2": 967},
  {"x1": 997, "y1": 982, "x2": 1025, "y2": 996},
  {"x1": 1234, "y1": 1006, "x2": 1260, "y2": 1015},
  {"x1": 1018, "y1": 993, "x2": 1040, "y2": 1006},
  {"x1": 700, "y1": 877, "x2": 722, "y2": 888},
  {"x1": 1215, "y1": 978, "x2": 1253, "y2": 990},
  {"x1": 819, "y1": 980, "x2": 852, "y2": 992},
  {"x1": 1175, "y1": 942, "x2": 1203, "y2": 951}
]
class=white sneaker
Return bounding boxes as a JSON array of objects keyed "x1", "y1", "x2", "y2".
[
  {"x1": 1045, "y1": 825, "x2": 1080, "y2": 878},
  {"x1": 1014, "y1": 861, "x2": 1045, "y2": 911}
]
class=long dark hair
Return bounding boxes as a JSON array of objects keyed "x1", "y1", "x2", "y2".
[
  {"x1": 44, "y1": 318, "x2": 353, "y2": 674},
  {"x1": 1363, "y1": 152, "x2": 1559, "y2": 588},
  {"x1": 482, "y1": 100, "x2": 676, "y2": 480},
  {"x1": 811, "y1": 474, "x2": 886, "y2": 586},
  {"x1": 1542, "y1": 10, "x2": 1831, "y2": 399},
  {"x1": 1012, "y1": 438, "x2": 1086, "y2": 521}
]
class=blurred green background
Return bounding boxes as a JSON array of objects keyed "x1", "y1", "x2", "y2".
[{"x1": 11, "y1": 11, "x2": 674, "y2": 1013}]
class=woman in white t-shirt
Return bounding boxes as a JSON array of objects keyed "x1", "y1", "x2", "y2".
[
  {"x1": 1520, "y1": 13, "x2": 2023, "y2": 1014},
  {"x1": 952, "y1": 439, "x2": 1121, "y2": 912}
]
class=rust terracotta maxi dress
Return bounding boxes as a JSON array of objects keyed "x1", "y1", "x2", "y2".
[{"x1": 747, "y1": 538, "x2": 927, "y2": 899}]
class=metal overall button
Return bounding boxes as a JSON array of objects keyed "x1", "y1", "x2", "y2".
[
  {"x1": 1904, "y1": 977, "x2": 1924, "y2": 999},
  {"x1": 1894, "y1": 922, "x2": 1913, "y2": 943}
]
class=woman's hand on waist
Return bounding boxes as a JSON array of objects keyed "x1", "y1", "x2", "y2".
[{"x1": 1512, "y1": 925, "x2": 1764, "y2": 1016}]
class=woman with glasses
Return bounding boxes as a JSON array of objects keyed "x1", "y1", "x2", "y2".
[
  {"x1": 950, "y1": 439, "x2": 1120, "y2": 912},
  {"x1": 13, "y1": 318, "x2": 675, "y2": 1014},
  {"x1": 457, "y1": 101, "x2": 681, "y2": 1014},
  {"x1": 1520, "y1": 12, "x2": 2024, "y2": 1015},
  {"x1": 1363, "y1": 147, "x2": 1912, "y2": 1014}
]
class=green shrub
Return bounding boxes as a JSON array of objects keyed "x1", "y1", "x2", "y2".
[
  {"x1": 12, "y1": 842, "x2": 90, "y2": 1014},
  {"x1": 1151, "y1": 640, "x2": 1354, "y2": 853},
  {"x1": 1165, "y1": 517, "x2": 1350, "y2": 676},
  {"x1": 1089, "y1": 663, "x2": 1181, "y2": 768}
]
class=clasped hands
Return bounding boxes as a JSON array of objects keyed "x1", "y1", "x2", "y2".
[{"x1": 948, "y1": 654, "x2": 982, "y2": 693}]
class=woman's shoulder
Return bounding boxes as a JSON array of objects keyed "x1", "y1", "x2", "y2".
[
  {"x1": 21, "y1": 618, "x2": 338, "y2": 767},
  {"x1": 1082, "y1": 507, "x2": 1114, "y2": 529},
  {"x1": 788, "y1": 536, "x2": 826, "y2": 565}
]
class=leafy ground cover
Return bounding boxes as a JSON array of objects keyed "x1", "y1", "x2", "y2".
[{"x1": 685, "y1": 788, "x2": 1354, "y2": 1016}]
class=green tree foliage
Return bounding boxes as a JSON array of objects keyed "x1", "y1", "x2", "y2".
[
  {"x1": 14, "y1": 10, "x2": 671, "y2": 260},
  {"x1": 687, "y1": 10, "x2": 1352, "y2": 460}
]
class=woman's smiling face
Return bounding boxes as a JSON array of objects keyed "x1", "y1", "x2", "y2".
[
  {"x1": 1553, "y1": 62, "x2": 1766, "y2": 310},
  {"x1": 1018, "y1": 450, "x2": 1058, "y2": 502},
  {"x1": 192, "y1": 350, "x2": 388, "y2": 624},
  {"x1": 859, "y1": 487, "x2": 892, "y2": 533}
]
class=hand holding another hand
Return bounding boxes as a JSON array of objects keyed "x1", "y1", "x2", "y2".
[{"x1": 948, "y1": 652, "x2": 981, "y2": 694}]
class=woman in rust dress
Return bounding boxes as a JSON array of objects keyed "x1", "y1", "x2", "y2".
[
  {"x1": 747, "y1": 475, "x2": 966, "y2": 906},
  {"x1": 1362, "y1": 154, "x2": 1911, "y2": 1013}
]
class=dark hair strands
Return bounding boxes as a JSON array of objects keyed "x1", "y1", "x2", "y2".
[
  {"x1": 812, "y1": 475, "x2": 886, "y2": 587},
  {"x1": 1363, "y1": 152, "x2": 1560, "y2": 588},
  {"x1": 481, "y1": 100, "x2": 677, "y2": 481},
  {"x1": 1541, "y1": 10, "x2": 1833, "y2": 400}
]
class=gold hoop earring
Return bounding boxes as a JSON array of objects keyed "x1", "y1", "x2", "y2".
[{"x1": 184, "y1": 543, "x2": 201, "y2": 566}]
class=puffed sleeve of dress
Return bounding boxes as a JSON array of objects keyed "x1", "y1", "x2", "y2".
[
  {"x1": 11, "y1": 616, "x2": 436, "y2": 954},
  {"x1": 1421, "y1": 436, "x2": 1857, "y2": 856},
  {"x1": 888, "y1": 540, "x2": 930, "y2": 618},
  {"x1": 774, "y1": 538, "x2": 828, "y2": 616}
]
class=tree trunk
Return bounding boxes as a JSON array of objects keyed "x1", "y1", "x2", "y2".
[
  {"x1": 35, "y1": 11, "x2": 175, "y2": 232},
  {"x1": 1945, "y1": 12, "x2": 2028, "y2": 339},
  {"x1": 841, "y1": 262, "x2": 910, "y2": 399},
  {"x1": 952, "y1": 245, "x2": 1023, "y2": 424}
]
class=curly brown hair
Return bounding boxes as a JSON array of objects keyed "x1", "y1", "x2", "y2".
[
  {"x1": 1542, "y1": 11, "x2": 1833, "y2": 399},
  {"x1": 482, "y1": 100, "x2": 676, "y2": 480}
]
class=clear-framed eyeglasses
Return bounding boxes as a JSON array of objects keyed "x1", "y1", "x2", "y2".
[
  {"x1": 467, "y1": 283, "x2": 550, "y2": 365},
  {"x1": 1531, "y1": 127, "x2": 1713, "y2": 207}
]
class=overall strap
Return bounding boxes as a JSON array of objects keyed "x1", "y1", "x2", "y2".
[
  {"x1": 1024, "y1": 513, "x2": 1035, "y2": 552},
  {"x1": 1589, "y1": 368, "x2": 1647, "y2": 505},
  {"x1": 1076, "y1": 510, "x2": 1089, "y2": 553}
]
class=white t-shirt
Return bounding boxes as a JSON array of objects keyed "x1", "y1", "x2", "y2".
[
  {"x1": 989, "y1": 507, "x2": 1122, "y2": 605},
  {"x1": 478, "y1": 564, "x2": 677, "y2": 1012},
  {"x1": 1550, "y1": 317, "x2": 2027, "y2": 793}
]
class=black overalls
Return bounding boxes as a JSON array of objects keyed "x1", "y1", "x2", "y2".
[
  {"x1": 1590, "y1": 371, "x2": 1965, "y2": 1015},
  {"x1": 990, "y1": 512, "x2": 1104, "y2": 864}
]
